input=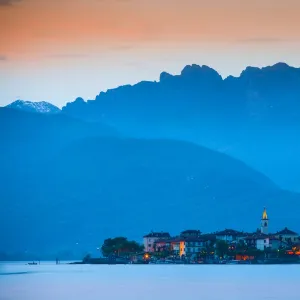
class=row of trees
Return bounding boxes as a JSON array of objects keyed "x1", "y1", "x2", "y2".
[{"x1": 101, "y1": 237, "x2": 144, "y2": 257}]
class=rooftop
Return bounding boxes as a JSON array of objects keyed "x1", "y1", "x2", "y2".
[
  {"x1": 143, "y1": 232, "x2": 171, "y2": 238},
  {"x1": 155, "y1": 234, "x2": 217, "y2": 244},
  {"x1": 180, "y1": 229, "x2": 202, "y2": 237},
  {"x1": 244, "y1": 233, "x2": 269, "y2": 240},
  {"x1": 216, "y1": 229, "x2": 242, "y2": 236},
  {"x1": 276, "y1": 227, "x2": 298, "y2": 236},
  {"x1": 181, "y1": 230, "x2": 201, "y2": 234}
]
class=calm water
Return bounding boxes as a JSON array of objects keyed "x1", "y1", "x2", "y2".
[{"x1": 0, "y1": 262, "x2": 299, "y2": 300}]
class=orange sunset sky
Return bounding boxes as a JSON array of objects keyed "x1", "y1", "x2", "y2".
[{"x1": 1, "y1": 0, "x2": 300, "y2": 106}]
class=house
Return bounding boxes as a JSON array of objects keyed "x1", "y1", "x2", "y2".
[
  {"x1": 153, "y1": 237, "x2": 184, "y2": 256},
  {"x1": 154, "y1": 239, "x2": 172, "y2": 252},
  {"x1": 216, "y1": 229, "x2": 242, "y2": 242},
  {"x1": 176, "y1": 234, "x2": 215, "y2": 257},
  {"x1": 275, "y1": 227, "x2": 299, "y2": 244},
  {"x1": 244, "y1": 233, "x2": 270, "y2": 251},
  {"x1": 167, "y1": 237, "x2": 184, "y2": 256},
  {"x1": 143, "y1": 232, "x2": 170, "y2": 252},
  {"x1": 269, "y1": 237, "x2": 282, "y2": 250},
  {"x1": 153, "y1": 233, "x2": 213, "y2": 257},
  {"x1": 183, "y1": 237, "x2": 208, "y2": 257}
]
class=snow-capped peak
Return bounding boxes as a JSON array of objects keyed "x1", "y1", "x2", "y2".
[{"x1": 6, "y1": 100, "x2": 61, "y2": 114}]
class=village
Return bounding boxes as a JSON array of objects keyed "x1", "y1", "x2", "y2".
[
  {"x1": 140, "y1": 208, "x2": 300, "y2": 264},
  {"x1": 81, "y1": 208, "x2": 300, "y2": 265}
]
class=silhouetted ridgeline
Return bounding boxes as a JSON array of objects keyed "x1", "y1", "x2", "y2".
[{"x1": 61, "y1": 63, "x2": 300, "y2": 191}]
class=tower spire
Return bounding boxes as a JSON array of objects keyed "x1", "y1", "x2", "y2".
[
  {"x1": 261, "y1": 207, "x2": 269, "y2": 234},
  {"x1": 262, "y1": 207, "x2": 268, "y2": 220}
]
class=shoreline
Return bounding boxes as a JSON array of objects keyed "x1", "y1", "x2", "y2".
[{"x1": 69, "y1": 261, "x2": 300, "y2": 266}]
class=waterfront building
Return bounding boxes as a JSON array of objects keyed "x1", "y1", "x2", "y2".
[
  {"x1": 143, "y1": 232, "x2": 170, "y2": 252},
  {"x1": 183, "y1": 237, "x2": 208, "y2": 256},
  {"x1": 275, "y1": 228, "x2": 299, "y2": 244},
  {"x1": 154, "y1": 239, "x2": 172, "y2": 252},
  {"x1": 269, "y1": 237, "x2": 282, "y2": 250},
  {"x1": 216, "y1": 229, "x2": 242, "y2": 242},
  {"x1": 244, "y1": 233, "x2": 270, "y2": 251},
  {"x1": 154, "y1": 234, "x2": 213, "y2": 257}
]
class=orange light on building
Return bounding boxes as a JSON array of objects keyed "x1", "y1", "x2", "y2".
[{"x1": 179, "y1": 241, "x2": 185, "y2": 256}]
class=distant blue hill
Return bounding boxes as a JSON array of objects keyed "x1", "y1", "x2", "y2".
[
  {"x1": 61, "y1": 63, "x2": 300, "y2": 192},
  {"x1": 0, "y1": 107, "x2": 299, "y2": 260}
]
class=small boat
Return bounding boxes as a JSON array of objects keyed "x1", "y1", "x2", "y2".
[{"x1": 28, "y1": 262, "x2": 38, "y2": 265}]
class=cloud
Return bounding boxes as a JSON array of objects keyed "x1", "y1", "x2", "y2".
[
  {"x1": 109, "y1": 44, "x2": 135, "y2": 51},
  {"x1": 0, "y1": 0, "x2": 21, "y2": 6},
  {"x1": 98, "y1": 0, "x2": 132, "y2": 2},
  {"x1": 0, "y1": 55, "x2": 7, "y2": 60},
  {"x1": 47, "y1": 54, "x2": 89, "y2": 59},
  {"x1": 97, "y1": 0, "x2": 133, "y2": 3},
  {"x1": 237, "y1": 38, "x2": 288, "y2": 44}
]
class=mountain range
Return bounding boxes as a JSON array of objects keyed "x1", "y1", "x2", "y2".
[
  {"x1": 1, "y1": 62, "x2": 300, "y2": 259},
  {"x1": 8, "y1": 64, "x2": 297, "y2": 191},
  {"x1": 1, "y1": 107, "x2": 300, "y2": 259},
  {"x1": 61, "y1": 62, "x2": 300, "y2": 192}
]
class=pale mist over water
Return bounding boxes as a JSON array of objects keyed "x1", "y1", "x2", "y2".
[{"x1": 0, "y1": 262, "x2": 299, "y2": 300}]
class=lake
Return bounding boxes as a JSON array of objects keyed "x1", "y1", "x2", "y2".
[{"x1": 0, "y1": 262, "x2": 299, "y2": 300}]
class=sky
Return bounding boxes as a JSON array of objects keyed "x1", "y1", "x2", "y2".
[{"x1": 1, "y1": 0, "x2": 300, "y2": 107}]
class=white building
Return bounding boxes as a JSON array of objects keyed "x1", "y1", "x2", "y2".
[
  {"x1": 245, "y1": 233, "x2": 270, "y2": 251},
  {"x1": 143, "y1": 232, "x2": 170, "y2": 252}
]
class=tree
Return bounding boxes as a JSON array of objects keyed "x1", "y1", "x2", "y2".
[
  {"x1": 236, "y1": 240, "x2": 246, "y2": 251},
  {"x1": 101, "y1": 237, "x2": 144, "y2": 257},
  {"x1": 202, "y1": 240, "x2": 215, "y2": 259},
  {"x1": 216, "y1": 240, "x2": 229, "y2": 258},
  {"x1": 245, "y1": 247, "x2": 263, "y2": 258}
]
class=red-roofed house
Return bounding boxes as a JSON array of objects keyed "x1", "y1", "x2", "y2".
[{"x1": 143, "y1": 232, "x2": 170, "y2": 252}]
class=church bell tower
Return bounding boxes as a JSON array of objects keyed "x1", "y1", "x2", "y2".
[{"x1": 261, "y1": 207, "x2": 269, "y2": 234}]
